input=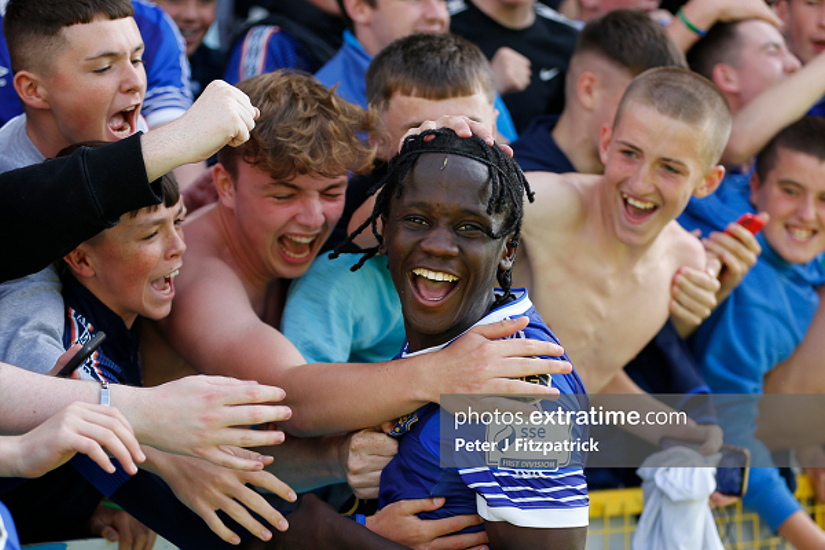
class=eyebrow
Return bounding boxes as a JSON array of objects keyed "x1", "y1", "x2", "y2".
[
  {"x1": 84, "y1": 43, "x2": 145, "y2": 62},
  {"x1": 616, "y1": 140, "x2": 689, "y2": 168},
  {"x1": 266, "y1": 179, "x2": 347, "y2": 193},
  {"x1": 406, "y1": 117, "x2": 482, "y2": 129},
  {"x1": 135, "y1": 204, "x2": 185, "y2": 228}
]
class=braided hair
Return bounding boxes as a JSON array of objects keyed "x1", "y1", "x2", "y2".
[{"x1": 332, "y1": 127, "x2": 535, "y2": 302}]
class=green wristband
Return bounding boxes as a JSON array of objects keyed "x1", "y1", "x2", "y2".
[{"x1": 678, "y1": 7, "x2": 707, "y2": 37}]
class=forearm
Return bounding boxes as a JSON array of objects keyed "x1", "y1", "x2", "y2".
[
  {"x1": 0, "y1": 436, "x2": 24, "y2": 476},
  {"x1": 777, "y1": 510, "x2": 825, "y2": 549},
  {"x1": 257, "y1": 434, "x2": 346, "y2": 493},
  {"x1": 723, "y1": 54, "x2": 825, "y2": 167}
]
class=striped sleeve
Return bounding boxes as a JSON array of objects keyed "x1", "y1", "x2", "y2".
[{"x1": 458, "y1": 466, "x2": 589, "y2": 528}]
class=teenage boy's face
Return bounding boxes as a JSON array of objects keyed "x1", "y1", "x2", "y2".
[
  {"x1": 76, "y1": 199, "x2": 187, "y2": 329},
  {"x1": 599, "y1": 101, "x2": 722, "y2": 247},
  {"x1": 40, "y1": 16, "x2": 145, "y2": 147},
  {"x1": 365, "y1": 0, "x2": 449, "y2": 49},
  {"x1": 153, "y1": 0, "x2": 217, "y2": 56},
  {"x1": 732, "y1": 20, "x2": 800, "y2": 107},
  {"x1": 383, "y1": 153, "x2": 515, "y2": 352},
  {"x1": 777, "y1": 0, "x2": 825, "y2": 64},
  {"x1": 751, "y1": 147, "x2": 825, "y2": 264},
  {"x1": 219, "y1": 161, "x2": 348, "y2": 280},
  {"x1": 378, "y1": 90, "x2": 497, "y2": 160}
]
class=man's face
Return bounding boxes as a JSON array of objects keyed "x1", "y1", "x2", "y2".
[
  {"x1": 153, "y1": 0, "x2": 217, "y2": 56},
  {"x1": 364, "y1": 0, "x2": 449, "y2": 50},
  {"x1": 77, "y1": 199, "x2": 187, "y2": 328},
  {"x1": 777, "y1": 0, "x2": 825, "y2": 64},
  {"x1": 751, "y1": 147, "x2": 825, "y2": 264},
  {"x1": 226, "y1": 161, "x2": 348, "y2": 279},
  {"x1": 383, "y1": 153, "x2": 514, "y2": 352},
  {"x1": 377, "y1": 90, "x2": 497, "y2": 160},
  {"x1": 600, "y1": 101, "x2": 721, "y2": 247},
  {"x1": 38, "y1": 16, "x2": 145, "y2": 148},
  {"x1": 730, "y1": 20, "x2": 800, "y2": 107}
]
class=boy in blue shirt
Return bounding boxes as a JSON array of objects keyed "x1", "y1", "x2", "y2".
[
  {"x1": 680, "y1": 116, "x2": 825, "y2": 549},
  {"x1": 336, "y1": 127, "x2": 588, "y2": 548}
]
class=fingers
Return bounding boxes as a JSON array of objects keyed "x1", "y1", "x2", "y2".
[
  {"x1": 200, "y1": 443, "x2": 279, "y2": 471},
  {"x1": 470, "y1": 316, "x2": 529, "y2": 339},
  {"x1": 670, "y1": 267, "x2": 719, "y2": 323},
  {"x1": 431, "y1": 530, "x2": 489, "y2": 550},
  {"x1": 197, "y1": 507, "x2": 242, "y2": 545}
]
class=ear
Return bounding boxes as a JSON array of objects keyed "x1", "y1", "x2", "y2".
[
  {"x1": 578, "y1": 0, "x2": 600, "y2": 10},
  {"x1": 344, "y1": 0, "x2": 374, "y2": 25},
  {"x1": 499, "y1": 238, "x2": 517, "y2": 272},
  {"x1": 576, "y1": 71, "x2": 599, "y2": 111},
  {"x1": 693, "y1": 164, "x2": 725, "y2": 198},
  {"x1": 63, "y1": 246, "x2": 96, "y2": 279},
  {"x1": 378, "y1": 213, "x2": 388, "y2": 254},
  {"x1": 212, "y1": 163, "x2": 236, "y2": 209},
  {"x1": 13, "y1": 70, "x2": 50, "y2": 110},
  {"x1": 711, "y1": 63, "x2": 739, "y2": 95},
  {"x1": 598, "y1": 123, "x2": 613, "y2": 166},
  {"x1": 370, "y1": 125, "x2": 393, "y2": 162},
  {"x1": 749, "y1": 170, "x2": 762, "y2": 207}
]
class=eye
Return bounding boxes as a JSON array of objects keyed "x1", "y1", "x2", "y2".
[
  {"x1": 781, "y1": 185, "x2": 801, "y2": 197},
  {"x1": 272, "y1": 193, "x2": 295, "y2": 201},
  {"x1": 662, "y1": 164, "x2": 682, "y2": 175},
  {"x1": 93, "y1": 65, "x2": 111, "y2": 74},
  {"x1": 404, "y1": 215, "x2": 429, "y2": 227},
  {"x1": 132, "y1": 58, "x2": 145, "y2": 68},
  {"x1": 457, "y1": 222, "x2": 484, "y2": 233},
  {"x1": 142, "y1": 230, "x2": 159, "y2": 241},
  {"x1": 620, "y1": 149, "x2": 638, "y2": 159}
]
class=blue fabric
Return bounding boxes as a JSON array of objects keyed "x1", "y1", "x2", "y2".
[
  {"x1": 132, "y1": 0, "x2": 193, "y2": 127},
  {"x1": 314, "y1": 31, "x2": 518, "y2": 142},
  {"x1": 0, "y1": 14, "x2": 20, "y2": 129},
  {"x1": 808, "y1": 96, "x2": 825, "y2": 118},
  {"x1": 379, "y1": 290, "x2": 589, "y2": 530},
  {"x1": 512, "y1": 115, "x2": 574, "y2": 173},
  {"x1": 282, "y1": 255, "x2": 405, "y2": 364},
  {"x1": 224, "y1": 25, "x2": 316, "y2": 85},
  {"x1": 0, "y1": 501, "x2": 20, "y2": 550},
  {"x1": 680, "y1": 175, "x2": 825, "y2": 531}
]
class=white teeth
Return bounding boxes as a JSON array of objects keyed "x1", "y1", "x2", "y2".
[
  {"x1": 412, "y1": 268, "x2": 458, "y2": 282},
  {"x1": 168, "y1": 269, "x2": 179, "y2": 279},
  {"x1": 285, "y1": 235, "x2": 315, "y2": 244},
  {"x1": 123, "y1": 106, "x2": 136, "y2": 113},
  {"x1": 788, "y1": 227, "x2": 815, "y2": 240},
  {"x1": 623, "y1": 194, "x2": 656, "y2": 210},
  {"x1": 281, "y1": 248, "x2": 310, "y2": 259}
]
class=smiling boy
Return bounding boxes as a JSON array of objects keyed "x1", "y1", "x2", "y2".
[
  {"x1": 336, "y1": 127, "x2": 588, "y2": 548},
  {"x1": 679, "y1": 117, "x2": 825, "y2": 549}
]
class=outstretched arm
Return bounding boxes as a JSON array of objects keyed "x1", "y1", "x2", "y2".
[{"x1": 666, "y1": 0, "x2": 780, "y2": 52}]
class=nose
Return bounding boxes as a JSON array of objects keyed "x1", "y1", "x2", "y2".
[
  {"x1": 295, "y1": 196, "x2": 326, "y2": 230},
  {"x1": 419, "y1": 225, "x2": 459, "y2": 258},
  {"x1": 796, "y1": 196, "x2": 817, "y2": 223},
  {"x1": 122, "y1": 58, "x2": 145, "y2": 96},
  {"x1": 626, "y1": 163, "x2": 655, "y2": 196},
  {"x1": 167, "y1": 227, "x2": 187, "y2": 259},
  {"x1": 180, "y1": 0, "x2": 198, "y2": 22},
  {"x1": 784, "y1": 50, "x2": 802, "y2": 74},
  {"x1": 422, "y1": 0, "x2": 449, "y2": 29}
]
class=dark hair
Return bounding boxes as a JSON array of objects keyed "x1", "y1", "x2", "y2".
[
  {"x1": 57, "y1": 140, "x2": 179, "y2": 215},
  {"x1": 333, "y1": 127, "x2": 534, "y2": 302},
  {"x1": 615, "y1": 67, "x2": 732, "y2": 167},
  {"x1": 756, "y1": 117, "x2": 825, "y2": 183},
  {"x1": 686, "y1": 21, "x2": 744, "y2": 80},
  {"x1": 5, "y1": 0, "x2": 134, "y2": 74},
  {"x1": 216, "y1": 70, "x2": 377, "y2": 183},
  {"x1": 366, "y1": 33, "x2": 496, "y2": 111},
  {"x1": 575, "y1": 9, "x2": 687, "y2": 75}
]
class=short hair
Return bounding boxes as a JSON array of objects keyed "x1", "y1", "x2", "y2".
[
  {"x1": 366, "y1": 33, "x2": 497, "y2": 112},
  {"x1": 216, "y1": 70, "x2": 377, "y2": 183},
  {"x1": 756, "y1": 117, "x2": 825, "y2": 183},
  {"x1": 614, "y1": 67, "x2": 732, "y2": 167},
  {"x1": 574, "y1": 9, "x2": 687, "y2": 75},
  {"x1": 57, "y1": 141, "x2": 180, "y2": 217},
  {"x1": 4, "y1": 0, "x2": 134, "y2": 74},
  {"x1": 686, "y1": 21, "x2": 744, "y2": 80},
  {"x1": 333, "y1": 127, "x2": 534, "y2": 302}
]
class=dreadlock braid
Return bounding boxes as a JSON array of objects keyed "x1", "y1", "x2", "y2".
[{"x1": 331, "y1": 127, "x2": 535, "y2": 301}]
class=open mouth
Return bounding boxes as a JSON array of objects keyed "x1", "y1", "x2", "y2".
[
  {"x1": 278, "y1": 234, "x2": 317, "y2": 263},
  {"x1": 410, "y1": 267, "x2": 459, "y2": 303},
  {"x1": 621, "y1": 192, "x2": 658, "y2": 221},
  {"x1": 109, "y1": 105, "x2": 139, "y2": 138},
  {"x1": 150, "y1": 269, "x2": 179, "y2": 296}
]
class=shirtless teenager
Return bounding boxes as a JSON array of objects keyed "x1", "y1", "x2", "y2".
[{"x1": 516, "y1": 67, "x2": 730, "y2": 445}]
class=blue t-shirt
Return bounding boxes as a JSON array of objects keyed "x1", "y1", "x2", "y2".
[
  {"x1": 379, "y1": 289, "x2": 589, "y2": 530},
  {"x1": 224, "y1": 24, "x2": 318, "y2": 85},
  {"x1": 0, "y1": 502, "x2": 20, "y2": 550},
  {"x1": 511, "y1": 114, "x2": 575, "y2": 173},
  {"x1": 679, "y1": 174, "x2": 825, "y2": 532}
]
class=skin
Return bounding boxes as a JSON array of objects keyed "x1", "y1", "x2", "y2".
[
  {"x1": 515, "y1": 102, "x2": 725, "y2": 445},
  {"x1": 776, "y1": 0, "x2": 825, "y2": 64},
  {"x1": 749, "y1": 147, "x2": 825, "y2": 265},
  {"x1": 64, "y1": 199, "x2": 187, "y2": 328},
  {"x1": 346, "y1": 0, "x2": 449, "y2": 56},
  {"x1": 152, "y1": 0, "x2": 217, "y2": 57},
  {"x1": 381, "y1": 152, "x2": 583, "y2": 548},
  {"x1": 14, "y1": 16, "x2": 146, "y2": 159}
]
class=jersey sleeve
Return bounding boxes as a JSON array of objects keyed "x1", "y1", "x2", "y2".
[{"x1": 223, "y1": 25, "x2": 315, "y2": 85}]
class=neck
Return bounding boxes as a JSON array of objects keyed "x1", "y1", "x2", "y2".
[
  {"x1": 214, "y1": 204, "x2": 277, "y2": 295},
  {"x1": 405, "y1": 292, "x2": 496, "y2": 353},
  {"x1": 553, "y1": 110, "x2": 604, "y2": 175},
  {"x1": 353, "y1": 28, "x2": 382, "y2": 57},
  {"x1": 24, "y1": 112, "x2": 71, "y2": 160},
  {"x1": 471, "y1": 0, "x2": 535, "y2": 29}
]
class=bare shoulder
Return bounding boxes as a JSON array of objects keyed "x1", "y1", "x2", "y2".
[
  {"x1": 523, "y1": 171, "x2": 593, "y2": 234},
  {"x1": 660, "y1": 220, "x2": 705, "y2": 270}
]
